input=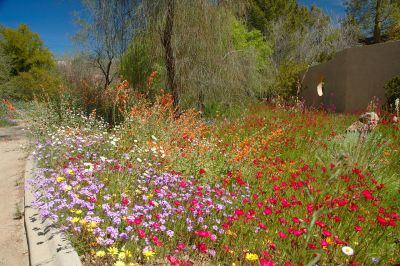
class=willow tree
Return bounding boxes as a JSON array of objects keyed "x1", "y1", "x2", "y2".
[{"x1": 138, "y1": 0, "x2": 268, "y2": 113}]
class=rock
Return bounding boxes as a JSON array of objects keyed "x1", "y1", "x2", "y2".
[
  {"x1": 346, "y1": 121, "x2": 367, "y2": 134},
  {"x1": 346, "y1": 112, "x2": 379, "y2": 138},
  {"x1": 358, "y1": 112, "x2": 379, "y2": 127}
]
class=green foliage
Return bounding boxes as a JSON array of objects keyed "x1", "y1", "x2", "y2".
[
  {"x1": 231, "y1": 20, "x2": 272, "y2": 69},
  {"x1": 133, "y1": 0, "x2": 271, "y2": 111},
  {"x1": 0, "y1": 46, "x2": 10, "y2": 85},
  {"x1": 119, "y1": 33, "x2": 163, "y2": 98},
  {"x1": 0, "y1": 24, "x2": 54, "y2": 75},
  {"x1": 0, "y1": 24, "x2": 60, "y2": 100},
  {"x1": 0, "y1": 101, "x2": 13, "y2": 126},
  {"x1": 272, "y1": 63, "x2": 307, "y2": 99},
  {"x1": 343, "y1": 0, "x2": 400, "y2": 41},
  {"x1": 7, "y1": 66, "x2": 61, "y2": 100},
  {"x1": 74, "y1": 0, "x2": 140, "y2": 89},
  {"x1": 247, "y1": 0, "x2": 309, "y2": 36},
  {"x1": 384, "y1": 75, "x2": 400, "y2": 107}
]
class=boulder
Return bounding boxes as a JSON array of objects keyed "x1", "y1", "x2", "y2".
[{"x1": 346, "y1": 112, "x2": 379, "y2": 137}]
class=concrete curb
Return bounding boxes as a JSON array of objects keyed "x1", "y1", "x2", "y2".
[{"x1": 24, "y1": 155, "x2": 82, "y2": 266}]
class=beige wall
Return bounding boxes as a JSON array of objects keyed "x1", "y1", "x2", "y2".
[{"x1": 300, "y1": 40, "x2": 400, "y2": 113}]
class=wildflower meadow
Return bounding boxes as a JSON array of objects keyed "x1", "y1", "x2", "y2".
[{"x1": 24, "y1": 81, "x2": 400, "y2": 266}]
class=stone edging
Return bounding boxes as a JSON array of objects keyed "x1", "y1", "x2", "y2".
[{"x1": 24, "y1": 155, "x2": 82, "y2": 266}]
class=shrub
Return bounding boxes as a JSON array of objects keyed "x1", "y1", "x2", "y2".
[
  {"x1": 384, "y1": 75, "x2": 400, "y2": 109},
  {"x1": 0, "y1": 24, "x2": 59, "y2": 100}
]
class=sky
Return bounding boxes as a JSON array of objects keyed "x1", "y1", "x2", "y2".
[{"x1": 0, "y1": 0, "x2": 346, "y2": 57}]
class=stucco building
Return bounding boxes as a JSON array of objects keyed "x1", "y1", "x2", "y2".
[{"x1": 300, "y1": 40, "x2": 400, "y2": 113}]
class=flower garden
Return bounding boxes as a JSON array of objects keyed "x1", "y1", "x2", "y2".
[{"x1": 27, "y1": 87, "x2": 400, "y2": 266}]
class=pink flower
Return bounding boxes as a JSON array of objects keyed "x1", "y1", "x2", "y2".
[
  {"x1": 322, "y1": 230, "x2": 332, "y2": 237},
  {"x1": 194, "y1": 230, "x2": 211, "y2": 238},
  {"x1": 361, "y1": 190, "x2": 374, "y2": 200},
  {"x1": 320, "y1": 239, "x2": 328, "y2": 247},
  {"x1": 264, "y1": 207, "x2": 272, "y2": 215},
  {"x1": 167, "y1": 255, "x2": 179, "y2": 265},
  {"x1": 138, "y1": 229, "x2": 146, "y2": 238},
  {"x1": 260, "y1": 259, "x2": 275, "y2": 266},
  {"x1": 235, "y1": 209, "x2": 244, "y2": 216},
  {"x1": 197, "y1": 242, "x2": 208, "y2": 253},
  {"x1": 354, "y1": 225, "x2": 362, "y2": 232},
  {"x1": 121, "y1": 198, "x2": 130, "y2": 205},
  {"x1": 259, "y1": 222, "x2": 267, "y2": 229},
  {"x1": 176, "y1": 243, "x2": 185, "y2": 250},
  {"x1": 278, "y1": 231, "x2": 287, "y2": 239},
  {"x1": 292, "y1": 230, "x2": 303, "y2": 236}
]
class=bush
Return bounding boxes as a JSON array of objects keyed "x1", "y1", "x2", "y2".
[
  {"x1": 384, "y1": 75, "x2": 400, "y2": 109},
  {"x1": 0, "y1": 24, "x2": 60, "y2": 100}
]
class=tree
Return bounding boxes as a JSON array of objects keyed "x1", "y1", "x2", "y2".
[
  {"x1": 0, "y1": 46, "x2": 10, "y2": 87},
  {"x1": 0, "y1": 24, "x2": 59, "y2": 99},
  {"x1": 247, "y1": 0, "x2": 309, "y2": 37},
  {"x1": 138, "y1": 0, "x2": 268, "y2": 113},
  {"x1": 74, "y1": 0, "x2": 141, "y2": 90},
  {"x1": 0, "y1": 24, "x2": 54, "y2": 75},
  {"x1": 162, "y1": 0, "x2": 180, "y2": 113},
  {"x1": 268, "y1": 5, "x2": 357, "y2": 98},
  {"x1": 343, "y1": 0, "x2": 400, "y2": 43}
]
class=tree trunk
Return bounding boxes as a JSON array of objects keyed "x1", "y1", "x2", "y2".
[
  {"x1": 197, "y1": 88, "x2": 205, "y2": 114},
  {"x1": 374, "y1": 0, "x2": 383, "y2": 43},
  {"x1": 104, "y1": 60, "x2": 112, "y2": 90},
  {"x1": 162, "y1": 0, "x2": 180, "y2": 115}
]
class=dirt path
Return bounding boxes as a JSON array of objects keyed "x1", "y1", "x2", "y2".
[{"x1": 0, "y1": 124, "x2": 29, "y2": 265}]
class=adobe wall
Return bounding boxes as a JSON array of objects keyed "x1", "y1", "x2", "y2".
[{"x1": 300, "y1": 40, "x2": 400, "y2": 113}]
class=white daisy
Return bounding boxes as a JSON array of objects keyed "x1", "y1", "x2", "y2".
[{"x1": 341, "y1": 246, "x2": 354, "y2": 256}]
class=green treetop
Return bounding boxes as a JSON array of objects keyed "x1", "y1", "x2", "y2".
[
  {"x1": 343, "y1": 0, "x2": 400, "y2": 43},
  {"x1": 0, "y1": 24, "x2": 54, "y2": 75}
]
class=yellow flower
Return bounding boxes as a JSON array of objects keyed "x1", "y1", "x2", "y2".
[
  {"x1": 71, "y1": 217, "x2": 80, "y2": 223},
  {"x1": 68, "y1": 169, "x2": 74, "y2": 175},
  {"x1": 143, "y1": 249, "x2": 155, "y2": 259},
  {"x1": 128, "y1": 263, "x2": 140, "y2": 266},
  {"x1": 65, "y1": 185, "x2": 72, "y2": 191},
  {"x1": 245, "y1": 253, "x2": 259, "y2": 261},
  {"x1": 108, "y1": 246, "x2": 119, "y2": 256},
  {"x1": 79, "y1": 219, "x2": 87, "y2": 225},
  {"x1": 118, "y1": 252, "x2": 126, "y2": 260},
  {"x1": 90, "y1": 221, "x2": 98, "y2": 228},
  {"x1": 56, "y1": 176, "x2": 65, "y2": 182},
  {"x1": 114, "y1": 261, "x2": 126, "y2": 266},
  {"x1": 95, "y1": 250, "x2": 106, "y2": 257},
  {"x1": 75, "y1": 209, "x2": 82, "y2": 215},
  {"x1": 226, "y1": 230, "x2": 237, "y2": 237},
  {"x1": 124, "y1": 250, "x2": 132, "y2": 258},
  {"x1": 326, "y1": 237, "x2": 334, "y2": 245},
  {"x1": 147, "y1": 193, "x2": 153, "y2": 199}
]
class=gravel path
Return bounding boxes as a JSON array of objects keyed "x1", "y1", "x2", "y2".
[{"x1": 0, "y1": 124, "x2": 29, "y2": 265}]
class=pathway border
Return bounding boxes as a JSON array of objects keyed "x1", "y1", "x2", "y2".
[{"x1": 24, "y1": 155, "x2": 82, "y2": 266}]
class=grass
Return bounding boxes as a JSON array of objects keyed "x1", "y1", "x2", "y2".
[
  {"x1": 27, "y1": 91, "x2": 400, "y2": 266},
  {"x1": 0, "y1": 99, "x2": 17, "y2": 127}
]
